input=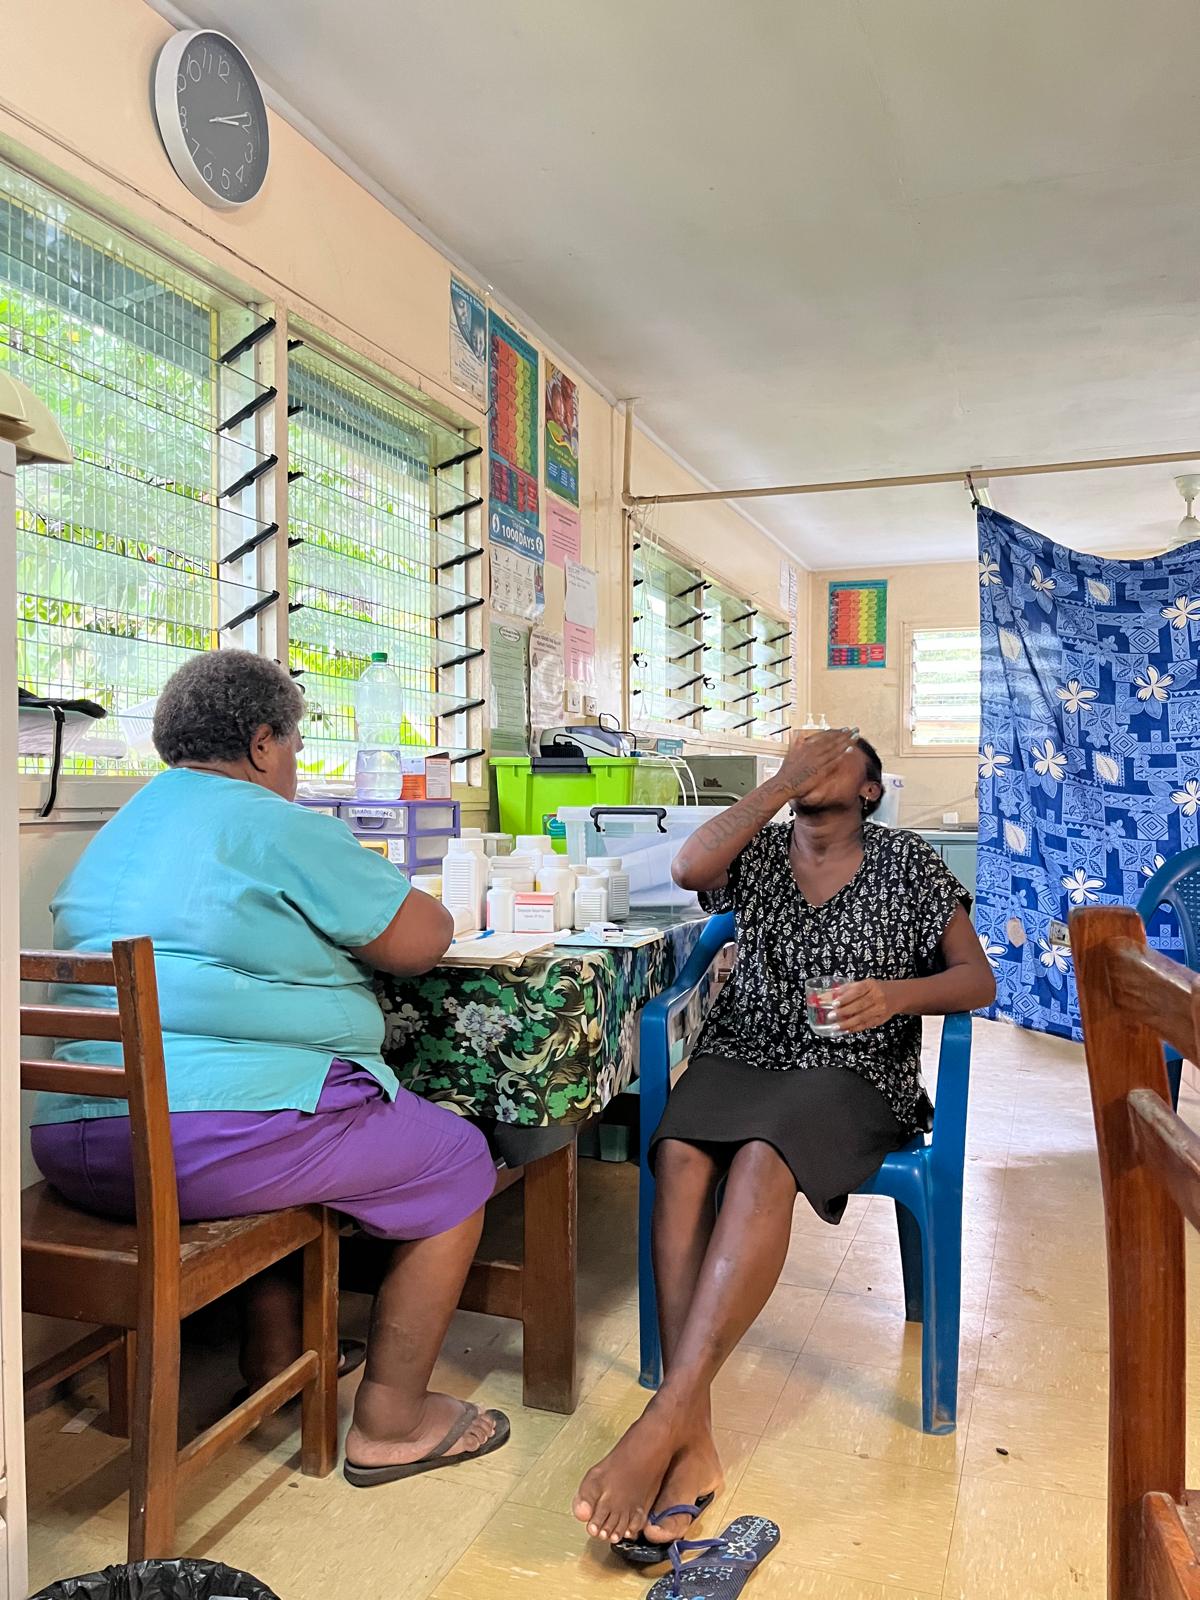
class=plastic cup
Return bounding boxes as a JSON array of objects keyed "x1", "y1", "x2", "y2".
[{"x1": 805, "y1": 975, "x2": 848, "y2": 1038}]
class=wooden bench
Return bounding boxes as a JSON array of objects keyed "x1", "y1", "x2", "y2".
[
  {"x1": 1072, "y1": 904, "x2": 1200, "y2": 1599},
  {"x1": 20, "y1": 938, "x2": 339, "y2": 1561}
]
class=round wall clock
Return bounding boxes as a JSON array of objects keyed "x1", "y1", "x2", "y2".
[{"x1": 153, "y1": 29, "x2": 269, "y2": 210}]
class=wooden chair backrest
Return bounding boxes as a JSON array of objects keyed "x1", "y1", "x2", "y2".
[
  {"x1": 1071, "y1": 904, "x2": 1200, "y2": 1600},
  {"x1": 20, "y1": 938, "x2": 181, "y2": 1297}
]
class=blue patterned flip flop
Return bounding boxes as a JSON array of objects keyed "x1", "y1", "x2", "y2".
[
  {"x1": 614, "y1": 1494, "x2": 717, "y2": 1567},
  {"x1": 645, "y1": 1516, "x2": 781, "y2": 1600}
]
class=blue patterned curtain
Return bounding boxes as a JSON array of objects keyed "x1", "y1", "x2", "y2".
[{"x1": 977, "y1": 506, "x2": 1200, "y2": 1039}]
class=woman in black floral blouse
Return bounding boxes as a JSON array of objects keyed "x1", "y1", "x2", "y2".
[{"x1": 574, "y1": 727, "x2": 995, "y2": 1552}]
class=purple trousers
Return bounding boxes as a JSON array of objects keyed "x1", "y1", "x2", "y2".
[{"x1": 31, "y1": 1059, "x2": 495, "y2": 1241}]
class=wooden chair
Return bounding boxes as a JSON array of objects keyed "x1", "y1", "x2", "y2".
[
  {"x1": 20, "y1": 937, "x2": 339, "y2": 1560},
  {"x1": 1072, "y1": 904, "x2": 1200, "y2": 1599}
]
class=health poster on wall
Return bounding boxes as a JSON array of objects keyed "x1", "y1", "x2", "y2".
[
  {"x1": 827, "y1": 578, "x2": 887, "y2": 668},
  {"x1": 488, "y1": 311, "x2": 540, "y2": 531},
  {"x1": 564, "y1": 621, "x2": 596, "y2": 685},
  {"x1": 545, "y1": 498, "x2": 581, "y2": 568},
  {"x1": 544, "y1": 361, "x2": 580, "y2": 505},
  {"x1": 529, "y1": 627, "x2": 566, "y2": 732},
  {"x1": 489, "y1": 544, "x2": 545, "y2": 621},
  {"x1": 489, "y1": 620, "x2": 530, "y2": 756},
  {"x1": 449, "y1": 277, "x2": 487, "y2": 408}
]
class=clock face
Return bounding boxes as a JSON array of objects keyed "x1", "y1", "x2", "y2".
[{"x1": 154, "y1": 30, "x2": 269, "y2": 209}]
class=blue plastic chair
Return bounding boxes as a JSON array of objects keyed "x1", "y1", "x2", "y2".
[
  {"x1": 636, "y1": 911, "x2": 972, "y2": 1435},
  {"x1": 1135, "y1": 844, "x2": 1200, "y2": 1110}
]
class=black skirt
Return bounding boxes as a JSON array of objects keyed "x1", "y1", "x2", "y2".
[{"x1": 650, "y1": 1054, "x2": 909, "y2": 1224}]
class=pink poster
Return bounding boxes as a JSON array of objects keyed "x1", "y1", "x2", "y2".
[
  {"x1": 545, "y1": 499, "x2": 581, "y2": 568},
  {"x1": 564, "y1": 620, "x2": 595, "y2": 684}
]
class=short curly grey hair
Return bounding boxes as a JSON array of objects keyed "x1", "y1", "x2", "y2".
[{"x1": 152, "y1": 650, "x2": 305, "y2": 766}]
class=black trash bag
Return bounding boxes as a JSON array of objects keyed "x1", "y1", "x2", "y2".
[{"x1": 31, "y1": 1559, "x2": 280, "y2": 1600}]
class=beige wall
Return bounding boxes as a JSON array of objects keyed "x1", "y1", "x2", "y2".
[
  {"x1": 808, "y1": 561, "x2": 980, "y2": 828},
  {"x1": 0, "y1": 0, "x2": 798, "y2": 761}
]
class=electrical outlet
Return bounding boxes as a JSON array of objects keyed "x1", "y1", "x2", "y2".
[
  {"x1": 1048, "y1": 919, "x2": 1071, "y2": 948},
  {"x1": 942, "y1": 811, "x2": 959, "y2": 826}
]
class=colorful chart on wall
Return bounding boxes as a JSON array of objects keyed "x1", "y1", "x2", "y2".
[
  {"x1": 828, "y1": 579, "x2": 887, "y2": 668},
  {"x1": 544, "y1": 361, "x2": 579, "y2": 505},
  {"x1": 488, "y1": 311, "x2": 540, "y2": 531}
]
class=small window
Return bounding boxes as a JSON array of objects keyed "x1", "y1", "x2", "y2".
[
  {"x1": 905, "y1": 627, "x2": 981, "y2": 749},
  {"x1": 629, "y1": 535, "x2": 791, "y2": 742}
]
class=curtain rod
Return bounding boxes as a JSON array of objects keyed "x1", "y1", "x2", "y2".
[{"x1": 622, "y1": 446, "x2": 1200, "y2": 507}]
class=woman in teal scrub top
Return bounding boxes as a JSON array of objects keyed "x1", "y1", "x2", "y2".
[{"x1": 32, "y1": 650, "x2": 509, "y2": 1487}]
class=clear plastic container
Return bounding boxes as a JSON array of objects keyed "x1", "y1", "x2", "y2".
[{"x1": 355, "y1": 652, "x2": 404, "y2": 799}]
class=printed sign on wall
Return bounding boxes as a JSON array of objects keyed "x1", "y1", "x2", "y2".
[
  {"x1": 828, "y1": 579, "x2": 888, "y2": 668},
  {"x1": 544, "y1": 361, "x2": 579, "y2": 505},
  {"x1": 488, "y1": 311, "x2": 540, "y2": 532},
  {"x1": 449, "y1": 277, "x2": 486, "y2": 408}
]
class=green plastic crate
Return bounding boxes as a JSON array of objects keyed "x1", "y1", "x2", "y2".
[{"x1": 491, "y1": 757, "x2": 678, "y2": 843}]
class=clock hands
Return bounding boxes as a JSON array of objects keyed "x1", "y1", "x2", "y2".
[{"x1": 209, "y1": 113, "x2": 252, "y2": 127}]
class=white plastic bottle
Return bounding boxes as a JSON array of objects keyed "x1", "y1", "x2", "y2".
[
  {"x1": 573, "y1": 882, "x2": 609, "y2": 930},
  {"x1": 603, "y1": 857, "x2": 631, "y2": 922},
  {"x1": 442, "y1": 837, "x2": 486, "y2": 931},
  {"x1": 354, "y1": 651, "x2": 403, "y2": 798},
  {"x1": 486, "y1": 885, "x2": 516, "y2": 932}
]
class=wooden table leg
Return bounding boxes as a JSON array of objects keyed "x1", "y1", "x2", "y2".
[{"x1": 521, "y1": 1137, "x2": 578, "y2": 1414}]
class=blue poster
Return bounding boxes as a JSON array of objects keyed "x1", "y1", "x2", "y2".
[
  {"x1": 976, "y1": 505, "x2": 1200, "y2": 1040},
  {"x1": 489, "y1": 504, "x2": 545, "y2": 565}
]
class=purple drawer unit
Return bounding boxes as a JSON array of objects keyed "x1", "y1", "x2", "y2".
[{"x1": 297, "y1": 797, "x2": 460, "y2": 871}]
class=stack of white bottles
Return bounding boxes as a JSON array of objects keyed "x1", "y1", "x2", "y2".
[
  {"x1": 485, "y1": 850, "x2": 538, "y2": 932},
  {"x1": 586, "y1": 856, "x2": 631, "y2": 922}
]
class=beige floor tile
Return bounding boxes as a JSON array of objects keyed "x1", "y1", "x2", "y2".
[
  {"x1": 942, "y1": 1475, "x2": 1106, "y2": 1599},
  {"x1": 749, "y1": 1569, "x2": 936, "y2": 1600},
  {"x1": 962, "y1": 1383, "x2": 1107, "y2": 1497},
  {"x1": 732, "y1": 1442, "x2": 958, "y2": 1592},
  {"x1": 779, "y1": 1229, "x2": 854, "y2": 1290},
  {"x1": 741, "y1": 1281, "x2": 827, "y2": 1354},
  {"x1": 976, "y1": 1319, "x2": 1109, "y2": 1402},
  {"x1": 432, "y1": 1501, "x2": 653, "y2": 1600},
  {"x1": 804, "y1": 1291, "x2": 981, "y2": 1384},
  {"x1": 805, "y1": 1291, "x2": 926, "y2": 1374},
  {"x1": 763, "y1": 1352, "x2": 971, "y2": 1477},
  {"x1": 985, "y1": 1255, "x2": 1108, "y2": 1330},
  {"x1": 710, "y1": 1343, "x2": 799, "y2": 1434}
]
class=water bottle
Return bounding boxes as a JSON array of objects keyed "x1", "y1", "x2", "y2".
[{"x1": 354, "y1": 652, "x2": 403, "y2": 799}]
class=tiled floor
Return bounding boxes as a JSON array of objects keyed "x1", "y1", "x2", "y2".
[{"x1": 24, "y1": 1019, "x2": 1195, "y2": 1598}]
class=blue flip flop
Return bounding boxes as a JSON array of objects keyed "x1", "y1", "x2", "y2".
[
  {"x1": 614, "y1": 1494, "x2": 717, "y2": 1567},
  {"x1": 645, "y1": 1516, "x2": 781, "y2": 1600}
]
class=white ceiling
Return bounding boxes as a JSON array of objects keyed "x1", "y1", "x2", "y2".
[{"x1": 154, "y1": 0, "x2": 1200, "y2": 567}]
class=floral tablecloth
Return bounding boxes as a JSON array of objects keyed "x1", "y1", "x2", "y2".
[{"x1": 375, "y1": 915, "x2": 707, "y2": 1127}]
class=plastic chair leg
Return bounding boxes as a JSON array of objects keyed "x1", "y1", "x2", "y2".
[
  {"x1": 895, "y1": 1201, "x2": 924, "y2": 1324},
  {"x1": 637, "y1": 1057, "x2": 670, "y2": 1391},
  {"x1": 919, "y1": 1184, "x2": 963, "y2": 1436}
]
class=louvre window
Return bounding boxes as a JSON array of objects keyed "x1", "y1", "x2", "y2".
[
  {"x1": 286, "y1": 340, "x2": 484, "y2": 785},
  {"x1": 630, "y1": 538, "x2": 791, "y2": 741},
  {"x1": 2, "y1": 164, "x2": 275, "y2": 775},
  {"x1": 907, "y1": 627, "x2": 982, "y2": 747}
]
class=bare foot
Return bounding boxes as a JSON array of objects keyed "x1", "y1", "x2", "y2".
[
  {"x1": 346, "y1": 1390, "x2": 496, "y2": 1468},
  {"x1": 573, "y1": 1405, "x2": 678, "y2": 1543},
  {"x1": 641, "y1": 1433, "x2": 724, "y2": 1544}
]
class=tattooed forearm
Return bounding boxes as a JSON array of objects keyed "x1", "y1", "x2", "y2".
[{"x1": 672, "y1": 776, "x2": 789, "y2": 891}]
